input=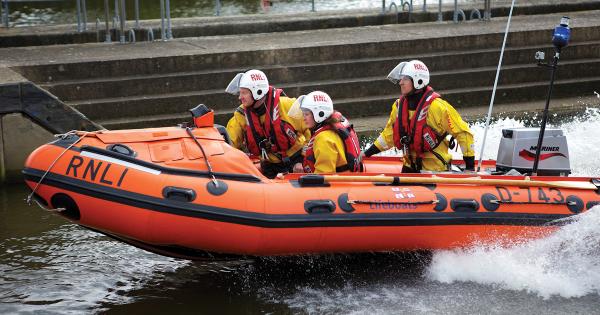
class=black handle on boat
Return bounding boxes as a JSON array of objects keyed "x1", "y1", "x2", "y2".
[
  {"x1": 298, "y1": 174, "x2": 326, "y2": 186},
  {"x1": 304, "y1": 200, "x2": 336, "y2": 214},
  {"x1": 163, "y1": 186, "x2": 197, "y2": 202}
]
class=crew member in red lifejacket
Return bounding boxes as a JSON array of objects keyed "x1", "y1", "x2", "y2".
[
  {"x1": 288, "y1": 91, "x2": 362, "y2": 174},
  {"x1": 361, "y1": 60, "x2": 475, "y2": 172},
  {"x1": 225, "y1": 69, "x2": 310, "y2": 178}
]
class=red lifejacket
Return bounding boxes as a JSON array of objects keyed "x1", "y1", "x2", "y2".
[
  {"x1": 303, "y1": 111, "x2": 362, "y2": 173},
  {"x1": 392, "y1": 86, "x2": 447, "y2": 169},
  {"x1": 244, "y1": 86, "x2": 298, "y2": 158}
]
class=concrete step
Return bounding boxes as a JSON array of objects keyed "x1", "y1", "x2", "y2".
[
  {"x1": 333, "y1": 76, "x2": 600, "y2": 118},
  {"x1": 67, "y1": 58, "x2": 600, "y2": 122},
  {"x1": 96, "y1": 76, "x2": 600, "y2": 130},
  {"x1": 41, "y1": 41, "x2": 600, "y2": 102},
  {"x1": 17, "y1": 25, "x2": 600, "y2": 83}
]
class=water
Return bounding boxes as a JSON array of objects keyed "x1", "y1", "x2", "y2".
[
  {"x1": 2, "y1": 103, "x2": 600, "y2": 313},
  {"x1": 3, "y1": 0, "x2": 477, "y2": 27}
]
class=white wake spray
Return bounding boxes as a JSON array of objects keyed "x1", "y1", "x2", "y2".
[{"x1": 426, "y1": 206, "x2": 600, "y2": 299}]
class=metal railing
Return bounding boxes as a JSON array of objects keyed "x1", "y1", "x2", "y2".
[
  {"x1": 382, "y1": 0, "x2": 412, "y2": 23},
  {"x1": 95, "y1": 0, "x2": 171, "y2": 43},
  {"x1": 159, "y1": 0, "x2": 173, "y2": 40},
  {"x1": 381, "y1": 0, "x2": 491, "y2": 24},
  {"x1": 2, "y1": 0, "x2": 494, "y2": 35},
  {"x1": 450, "y1": 0, "x2": 489, "y2": 23}
]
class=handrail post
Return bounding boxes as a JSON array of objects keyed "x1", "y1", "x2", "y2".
[
  {"x1": 215, "y1": 0, "x2": 221, "y2": 16},
  {"x1": 160, "y1": 0, "x2": 166, "y2": 40},
  {"x1": 103, "y1": 0, "x2": 111, "y2": 42},
  {"x1": 119, "y1": 0, "x2": 126, "y2": 43},
  {"x1": 422, "y1": 0, "x2": 426, "y2": 12},
  {"x1": 453, "y1": 0, "x2": 458, "y2": 22},
  {"x1": 113, "y1": 0, "x2": 119, "y2": 27},
  {"x1": 311, "y1": 0, "x2": 315, "y2": 12},
  {"x1": 400, "y1": 0, "x2": 412, "y2": 23},
  {"x1": 81, "y1": 0, "x2": 87, "y2": 30},
  {"x1": 166, "y1": 0, "x2": 173, "y2": 39},
  {"x1": 134, "y1": 0, "x2": 140, "y2": 28},
  {"x1": 1, "y1": 0, "x2": 9, "y2": 28},
  {"x1": 453, "y1": 0, "x2": 465, "y2": 23},
  {"x1": 381, "y1": 0, "x2": 386, "y2": 14},
  {"x1": 484, "y1": 0, "x2": 491, "y2": 21},
  {"x1": 388, "y1": 2, "x2": 398, "y2": 24},
  {"x1": 437, "y1": 0, "x2": 442, "y2": 22},
  {"x1": 76, "y1": 0, "x2": 82, "y2": 32},
  {"x1": 146, "y1": 27, "x2": 154, "y2": 41}
]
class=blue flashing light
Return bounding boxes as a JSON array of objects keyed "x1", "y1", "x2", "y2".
[{"x1": 552, "y1": 16, "x2": 570, "y2": 49}]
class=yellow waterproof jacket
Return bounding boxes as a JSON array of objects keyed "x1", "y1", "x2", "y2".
[
  {"x1": 307, "y1": 129, "x2": 348, "y2": 174},
  {"x1": 373, "y1": 97, "x2": 475, "y2": 171},
  {"x1": 226, "y1": 96, "x2": 310, "y2": 164}
]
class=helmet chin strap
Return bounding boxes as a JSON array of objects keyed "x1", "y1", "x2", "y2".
[
  {"x1": 251, "y1": 96, "x2": 266, "y2": 109},
  {"x1": 409, "y1": 88, "x2": 424, "y2": 96}
]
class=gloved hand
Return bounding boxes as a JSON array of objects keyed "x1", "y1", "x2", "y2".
[
  {"x1": 463, "y1": 156, "x2": 475, "y2": 171},
  {"x1": 258, "y1": 139, "x2": 272, "y2": 151},
  {"x1": 363, "y1": 145, "x2": 381, "y2": 158},
  {"x1": 292, "y1": 162, "x2": 304, "y2": 173}
]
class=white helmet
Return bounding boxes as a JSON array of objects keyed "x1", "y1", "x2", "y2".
[
  {"x1": 225, "y1": 69, "x2": 269, "y2": 100},
  {"x1": 387, "y1": 60, "x2": 430, "y2": 90},
  {"x1": 299, "y1": 91, "x2": 334, "y2": 124}
]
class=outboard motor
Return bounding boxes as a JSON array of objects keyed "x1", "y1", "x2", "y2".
[{"x1": 496, "y1": 127, "x2": 570, "y2": 176}]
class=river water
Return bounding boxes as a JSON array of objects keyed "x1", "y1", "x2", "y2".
[
  {"x1": 4, "y1": 0, "x2": 477, "y2": 27},
  {"x1": 2, "y1": 102, "x2": 600, "y2": 314}
]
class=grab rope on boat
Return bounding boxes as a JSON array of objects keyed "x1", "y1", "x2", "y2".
[
  {"x1": 185, "y1": 127, "x2": 219, "y2": 187},
  {"x1": 489, "y1": 200, "x2": 577, "y2": 206},
  {"x1": 26, "y1": 130, "x2": 90, "y2": 206}
]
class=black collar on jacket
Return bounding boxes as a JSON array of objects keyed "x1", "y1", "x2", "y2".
[{"x1": 406, "y1": 88, "x2": 427, "y2": 110}]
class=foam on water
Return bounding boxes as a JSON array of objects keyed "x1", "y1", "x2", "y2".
[
  {"x1": 427, "y1": 107, "x2": 600, "y2": 299},
  {"x1": 426, "y1": 206, "x2": 600, "y2": 299}
]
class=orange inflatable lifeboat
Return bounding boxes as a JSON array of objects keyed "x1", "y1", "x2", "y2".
[{"x1": 23, "y1": 107, "x2": 600, "y2": 259}]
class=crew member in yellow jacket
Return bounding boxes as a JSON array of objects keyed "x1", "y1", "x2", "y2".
[
  {"x1": 362, "y1": 60, "x2": 475, "y2": 172},
  {"x1": 225, "y1": 69, "x2": 310, "y2": 178},
  {"x1": 288, "y1": 91, "x2": 362, "y2": 174}
]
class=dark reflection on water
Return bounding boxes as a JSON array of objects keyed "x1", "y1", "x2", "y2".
[
  {"x1": 1, "y1": 184, "x2": 433, "y2": 314},
  {"x1": 0, "y1": 185, "x2": 186, "y2": 314},
  {"x1": 100, "y1": 252, "x2": 431, "y2": 314}
]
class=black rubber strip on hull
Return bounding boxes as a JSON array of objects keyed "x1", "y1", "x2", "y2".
[{"x1": 24, "y1": 167, "x2": 571, "y2": 228}]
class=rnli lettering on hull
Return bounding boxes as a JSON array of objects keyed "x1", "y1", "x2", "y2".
[{"x1": 65, "y1": 155, "x2": 129, "y2": 187}]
